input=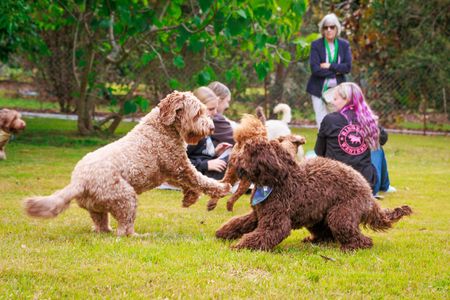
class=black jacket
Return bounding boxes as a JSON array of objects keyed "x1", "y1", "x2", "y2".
[{"x1": 314, "y1": 111, "x2": 377, "y2": 190}]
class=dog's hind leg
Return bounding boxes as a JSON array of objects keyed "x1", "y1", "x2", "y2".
[
  {"x1": 107, "y1": 181, "x2": 139, "y2": 236},
  {"x1": 327, "y1": 206, "x2": 373, "y2": 251},
  {"x1": 89, "y1": 211, "x2": 112, "y2": 233},
  {"x1": 232, "y1": 214, "x2": 292, "y2": 251},
  {"x1": 303, "y1": 220, "x2": 335, "y2": 244},
  {"x1": 110, "y1": 197, "x2": 138, "y2": 236},
  {"x1": 216, "y1": 211, "x2": 258, "y2": 240}
]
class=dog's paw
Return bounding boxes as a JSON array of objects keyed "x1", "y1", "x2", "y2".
[
  {"x1": 207, "y1": 198, "x2": 218, "y2": 211},
  {"x1": 226, "y1": 200, "x2": 235, "y2": 212},
  {"x1": 216, "y1": 183, "x2": 232, "y2": 197}
]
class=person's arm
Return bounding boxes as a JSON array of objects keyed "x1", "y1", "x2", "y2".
[
  {"x1": 314, "y1": 117, "x2": 330, "y2": 156},
  {"x1": 187, "y1": 143, "x2": 209, "y2": 173},
  {"x1": 314, "y1": 135, "x2": 326, "y2": 156},
  {"x1": 329, "y1": 41, "x2": 352, "y2": 74},
  {"x1": 309, "y1": 42, "x2": 336, "y2": 78}
]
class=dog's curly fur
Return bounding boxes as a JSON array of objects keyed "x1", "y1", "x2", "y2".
[
  {"x1": 207, "y1": 114, "x2": 305, "y2": 211},
  {"x1": 216, "y1": 137, "x2": 412, "y2": 251},
  {"x1": 23, "y1": 91, "x2": 231, "y2": 236},
  {"x1": 0, "y1": 109, "x2": 26, "y2": 160}
]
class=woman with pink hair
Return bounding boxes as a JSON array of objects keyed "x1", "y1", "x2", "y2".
[{"x1": 314, "y1": 82, "x2": 378, "y2": 193}]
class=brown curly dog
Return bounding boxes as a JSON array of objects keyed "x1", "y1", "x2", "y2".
[
  {"x1": 24, "y1": 91, "x2": 231, "y2": 236},
  {"x1": 216, "y1": 137, "x2": 412, "y2": 251}
]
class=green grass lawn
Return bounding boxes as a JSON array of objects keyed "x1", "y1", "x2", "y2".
[{"x1": 0, "y1": 118, "x2": 449, "y2": 298}]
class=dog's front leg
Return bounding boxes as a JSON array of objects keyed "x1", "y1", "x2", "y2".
[
  {"x1": 225, "y1": 178, "x2": 251, "y2": 212},
  {"x1": 216, "y1": 210, "x2": 258, "y2": 240},
  {"x1": 232, "y1": 213, "x2": 292, "y2": 251},
  {"x1": 207, "y1": 163, "x2": 239, "y2": 211},
  {"x1": 173, "y1": 163, "x2": 231, "y2": 207}
]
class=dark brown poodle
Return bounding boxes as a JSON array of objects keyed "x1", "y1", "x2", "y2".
[{"x1": 216, "y1": 138, "x2": 412, "y2": 251}]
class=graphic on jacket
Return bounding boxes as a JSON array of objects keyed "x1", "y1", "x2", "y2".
[{"x1": 338, "y1": 124, "x2": 367, "y2": 155}]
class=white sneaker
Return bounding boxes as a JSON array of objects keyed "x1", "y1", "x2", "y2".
[
  {"x1": 386, "y1": 186, "x2": 397, "y2": 193},
  {"x1": 157, "y1": 182, "x2": 181, "y2": 191}
]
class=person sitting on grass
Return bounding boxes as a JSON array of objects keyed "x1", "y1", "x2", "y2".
[
  {"x1": 314, "y1": 82, "x2": 379, "y2": 194},
  {"x1": 187, "y1": 86, "x2": 233, "y2": 180},
  {"x1": 207, "y1": 81, "x2": 236, "y2": 143}
]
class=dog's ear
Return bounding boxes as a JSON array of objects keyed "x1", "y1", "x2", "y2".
[
  {"x1": 158, "y1": 91, "x2": 185, "y2": 126},
  {"x1": 291, "y1": 135, "x2": 306, "y2": 147},
  {"x1": 241, "y1": 139, "x2": 291, "y2": 186}
]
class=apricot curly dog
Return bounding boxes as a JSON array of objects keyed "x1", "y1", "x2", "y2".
[
  {"x1": 216, "y1": 137, "x2": 412, "y2": 251},
  {"x1": 24, "y1": 91, "x2": 231, "y2": 236}
]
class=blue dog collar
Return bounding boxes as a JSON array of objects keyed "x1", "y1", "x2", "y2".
[{"x1": 251, "y1": 186, "x2": 273, "y2": 206}]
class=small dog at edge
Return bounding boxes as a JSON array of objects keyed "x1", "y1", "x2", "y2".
[{"x1": 0, "y1": 109, "x2": 26, "y2": 160}]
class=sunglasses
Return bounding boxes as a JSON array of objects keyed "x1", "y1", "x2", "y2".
[{"x1": 323, "y1": 25, "x2": 336, "y2": 30}]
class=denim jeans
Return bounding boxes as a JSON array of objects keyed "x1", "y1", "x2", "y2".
[{"x1": 371, "y1": 148, "x2": 391, "y2": 194}]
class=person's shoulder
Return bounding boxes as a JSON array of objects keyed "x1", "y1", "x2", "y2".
[
  {"x1": 319, "y1": 112, "x2": 336, "y2": 126},
  {"x1": 323, "y1": 112, "x2": 342, "y2": 121},
  {"x1": 311, "y1": 38, "x2": 324, "y2": 48},
  {"x1": 213, "y1": 114, "x2": 225, "y2": 122}
]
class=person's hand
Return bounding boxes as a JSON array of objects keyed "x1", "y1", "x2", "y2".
[
  {"x1": 320, "y1": 63, "x2": 330, "y2": 69},
  {"x1": 215, "y1": 142, "x2": 232, "y2": 157},
  {"x1": 207, "y1": 159, "x2": 227, "y2": 172}
]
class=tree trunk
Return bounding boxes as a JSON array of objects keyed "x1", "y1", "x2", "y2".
[{"x1": 76, "y1": 45, "x2": 96, "y2": 135}]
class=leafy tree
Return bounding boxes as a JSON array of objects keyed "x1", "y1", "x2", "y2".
[{"x1": 6, "y1": 0, "x2": 315, "y2": 134}]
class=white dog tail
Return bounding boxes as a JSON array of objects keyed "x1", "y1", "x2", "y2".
[
  {"x1": 23, "y1": 183, "x2": 83, "y2": 218},
  {"x1": 273, "y1": 103, "x2": 292, "y2": 124}
]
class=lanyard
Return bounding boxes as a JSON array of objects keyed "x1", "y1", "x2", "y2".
[
  {"x1": 324, "y1": 38, "x2": 338, "y2": 63},
  {"x1": 322, "y1": 38, "x2": 339, "y2": 93}
]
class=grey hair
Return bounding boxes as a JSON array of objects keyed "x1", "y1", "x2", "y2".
[{"x1": 318, "y1": 13, "x2": 342, "y2": 36}]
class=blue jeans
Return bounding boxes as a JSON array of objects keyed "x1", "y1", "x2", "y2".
[{"x1": 371, "y1": 148, "x2": 391, "y2": 194}]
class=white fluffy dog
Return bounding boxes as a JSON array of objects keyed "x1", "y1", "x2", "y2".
[{"x1": 265, "y1": 103, "x2": 292, "y2": 140}]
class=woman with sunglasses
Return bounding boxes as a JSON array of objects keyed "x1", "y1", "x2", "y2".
[{"x1": 306, "y1": 13, "x2": 352, "y2": 128}]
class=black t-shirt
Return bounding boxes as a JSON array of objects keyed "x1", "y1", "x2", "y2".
[{"x1": 314, "y1": 111, "x2": 377, "y2": 190}]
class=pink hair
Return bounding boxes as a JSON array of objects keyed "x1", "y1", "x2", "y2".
[{"x1": 337, "y1": 82, "x2": 380, "y2": 150}]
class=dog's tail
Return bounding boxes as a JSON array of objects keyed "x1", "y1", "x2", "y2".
[
  {"x1": 23, "y1": 183, "x2": 83, "y2": 218},
  {"x1": 273, "y1": 103, "x2": 291, "y2": 124},
  {"x1": 255, "y1": 106, "x2": 266, "y2": 125},
  {"x1": 364, "y1": 201, "x2": 412, "y2": 231}
]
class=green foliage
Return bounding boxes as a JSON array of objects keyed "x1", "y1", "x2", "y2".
[
  {"x1": 0, "y1": 0, "x2": 41, "y2": 61},
  {"x1": 0, "y1": 119, "x2": 449, "y2": 298}
]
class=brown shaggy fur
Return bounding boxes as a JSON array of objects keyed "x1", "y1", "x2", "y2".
[
  {"x1": 23, "y1": 91, "x2": 231, "y2": 236},
  {"x1": 207, "y1": 114, "x2": 305, "y2": 211},
  {"x1": 0, "y1": 109, "x2": 26, "y2": 160},
  {"x1": 216, "y1": 138, "x2": 412, "y2": 251}
]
